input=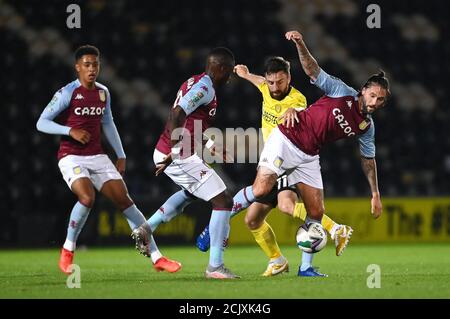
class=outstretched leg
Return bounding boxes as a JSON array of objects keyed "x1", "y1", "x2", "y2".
[
  {"x1": 101, "y1": 179, "x2": 181, "y2": 273},
  {"x1": 196, "y1": 167, "x2": 277, "y2": 252}
]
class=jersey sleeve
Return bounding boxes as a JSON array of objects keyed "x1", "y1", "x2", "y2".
[
  {"x1": 101, "y1": 89, "x2": 113, "y2": 124},
  {"x1": 358, "y1": 118, "x2": 376, "y2": 158},
  {"x1": 36, "y1": 87, "x2": 73, "y2": 135},
  {"x1": 293, "y1": 90, "x2": 307, "y2": 110},
  {"x1": 101, "y1": 89, "x2": 126, "y2": 159},
  {"x1": 178, "y1": 79, "x2": 215, "y2": 115},
  {"x1": 311, "y1": 68, "x2": 358, "y2": 98}
]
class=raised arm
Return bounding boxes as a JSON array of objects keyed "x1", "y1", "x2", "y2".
[
  {"x1": 361, "y1": 157, "x2": 382, "y2": 219},
  {"x1": 233, "y1": 64, "x2": 265, "y2": 88},
  {"x1": 285, "y1": 30, "x2": 320, "y2": 82}
]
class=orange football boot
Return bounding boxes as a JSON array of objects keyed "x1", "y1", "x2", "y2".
[
  {"x1": 153, "y1": 256, "x2": 182, "y2": 273},
  {"x1": 59, "y1": 248, "x2": 74, "y2": 275}
]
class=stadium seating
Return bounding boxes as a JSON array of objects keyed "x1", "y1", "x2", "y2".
[{"x1": 3, "y1": 0, "x2": 449, "y2": 227}]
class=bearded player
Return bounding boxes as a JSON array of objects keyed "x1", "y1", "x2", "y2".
[
  {"x1": 196, "y1": 57, "x2": 352, "y2": 277},
  {"x1": 221, "y1": 30, "x2": 389, "y2": 276},
  {"x1": 36, "y1": 45, "x2": 180, "y2": 274}
]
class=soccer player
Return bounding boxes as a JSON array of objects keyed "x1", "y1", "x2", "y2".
[
  {"x1": 196, "y1": 57, "x2": 353, "y2": 277},
  {"x1": 223, "y1": 30, "x2": 389, "y2": 276},
  {"x1": 36, "y1": 45, "x2": 180, "y2": 275},
  {"x1": 131, "y1": 47, "x2": 240, "y2": 279}
]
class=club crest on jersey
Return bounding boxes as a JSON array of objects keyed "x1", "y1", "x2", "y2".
[
  {"x1": 99, "y1": 90, "x2": 106, "y2": 102},
  {"x1": 359, "y1": 120, "x2": 370, "y2": 130},
  {"x1": 273, "y1": 157, "x2": 284, "y2": 168}
]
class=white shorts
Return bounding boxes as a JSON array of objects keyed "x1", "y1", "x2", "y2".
[
  {"x1": 258, "y1": 127, "x2": 323, "y2": 189},
  {"x1": 154, "y1": 149, "x2": 226, "y2": 201},
  {"x1": 58, "y1": 154, "x2": 123, "y2": 191}
]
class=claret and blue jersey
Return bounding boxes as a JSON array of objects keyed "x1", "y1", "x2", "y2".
[
  {"x1": 156, "y1": 72, "x2": 217, "y2": 156},
  {"x1": 36, "y1": 79, "x2": 125, "y2": 160},
  {"x1": 279, "y1": 68, "x2": 376, "y2": 158}
]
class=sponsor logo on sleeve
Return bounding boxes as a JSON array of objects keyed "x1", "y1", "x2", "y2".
[
  {"x1": 46, "y1": 95, "x2": 58, "y2": 112},
  {"x1": 73, "y1": 166, "x2": 82, "y2": 175},
  {"x1": 188, "y1": 91, "x2": 204, "y2": 108}
]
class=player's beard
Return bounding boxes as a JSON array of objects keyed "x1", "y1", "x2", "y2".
[
  {"x1": 270, "y1": 90, "x2": 288, "y2": 100},
  {"x1": 361, "y1": 97, "x2": 370, "y2": 115}
]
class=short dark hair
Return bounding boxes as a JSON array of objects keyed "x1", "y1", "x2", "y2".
[
  {"x1": 75, "y1": 45, "x2": 100, "y2": 61},
  {"x1": 264, "y1": 56, "x2": 290, "y2": 75},
  {"x1": 362, "y1": 70, "x2": 391, "y2": 98},
  {"x1": 207, "y1": 47, "x2": 235, "y2": 66}
]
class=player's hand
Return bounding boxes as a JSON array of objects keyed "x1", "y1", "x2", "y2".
[
  {"x1": 234, "y1": 64, "x2": 250, "y2": 78},
  {"x1": 285, "y1": 30, "x2": 303, "y2": 44},
  {"x1": 69, "y1": 128, "x2": 91, "y2": 144},
  {"x1": 155, "y1": 154, "x2": 173, "y2": 176},
  {"x1": 115, "y1": 158, "x2": 126, "y2": 176},
  {"x1": 279, "y1": 108, "x2": 300, "y2": 128},
  {"x1": 371, "y1": 192, "x2": 382, "y2": 219}
]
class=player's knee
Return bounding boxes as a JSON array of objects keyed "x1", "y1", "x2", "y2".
[
  {"x1": 308, "y1": 206, "x2": 325, "y2": 220},
  {"x1": 252, "y1": 183, "x2": 271, "y2": 199},
  {"x1": 222, "y1": 193, "x2": 234, "y2": 209},
  {"x1": 117, "y1": 197, "x2": 134, "y2": 211},
  {"x1": 278, "y1": 201, "x2": 295, "y2": 216},
  {"x1": 244, "y1": 215, "x2": 261, "y2": 230},
  {"x1": 211, "y1": 192, "x2": 233, "y2": 210},
  {"x1": 78, "y1": 193, "x2": 95, "y2": 208}
]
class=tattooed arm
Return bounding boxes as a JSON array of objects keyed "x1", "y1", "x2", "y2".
[
  {"x1": 285, "y1": 30, "x2": 320, "y2": 81},
  {"x1": 361, "y1": 157, "x2": 382, "y2": 219}
]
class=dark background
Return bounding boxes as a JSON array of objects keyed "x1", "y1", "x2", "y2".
[{"x1": 1, "y1": 0, "x2": 448, "y2": 247}]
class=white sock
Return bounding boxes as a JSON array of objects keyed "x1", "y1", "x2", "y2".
[
  {"x1": 149, "y1": 235, "x2": 163, "y2": 263},
  {"x1": 270, "y1": 255, "x2": 286, "y2": 265},
  {"x1": 330, "y1": 224, "x2": 341, "y2": 239},
  {"x1": 63, "y1": 239, "x2": 76, "y2": 252}
]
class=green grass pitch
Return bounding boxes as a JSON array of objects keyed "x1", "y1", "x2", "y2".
[{"x1": 1, "y1": 243, "x2": 449, "y2": 298}]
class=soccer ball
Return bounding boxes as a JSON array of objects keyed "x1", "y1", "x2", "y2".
[{"x1": 296, "y1": 222, "x2": 327, "y2": 253}]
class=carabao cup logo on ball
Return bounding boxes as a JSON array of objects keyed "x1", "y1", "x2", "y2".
[{"x1": 296, "y1": 222, "x2": 327, "y2": 253}]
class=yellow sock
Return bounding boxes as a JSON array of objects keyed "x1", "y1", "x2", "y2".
[
  {"x1": 293, "y1": 202, "x2": 307, "y2": 220},
  {"x1": 250, "y1": 221, "x2": 281, "y2": 260},
  {"x1": 293, "y1": 202, "x2": 336, "y2": 234},
  {"x1": 321, "y1": 214, "x2": 336, "y2": 234}
]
